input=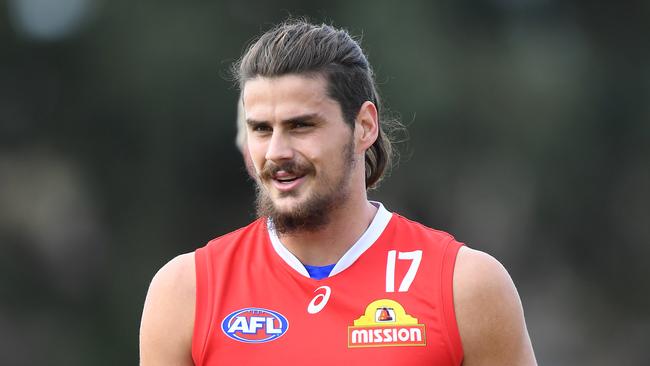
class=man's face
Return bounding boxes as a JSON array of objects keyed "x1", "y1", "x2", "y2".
[{"x1": 243, "y1": 74, "x2": 356, "y2": 233}]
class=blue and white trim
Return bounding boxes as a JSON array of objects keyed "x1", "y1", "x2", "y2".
[{"x1": 267, "y1": 201, "x2": 392, "y2": 278}]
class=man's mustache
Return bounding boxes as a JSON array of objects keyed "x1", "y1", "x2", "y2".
[{"x1": 259, "y1": 160, "x2": 315, "y2": 180}]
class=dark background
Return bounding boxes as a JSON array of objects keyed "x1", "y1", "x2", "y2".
[{"x1": 1, "y1": 0, "x2": 648, "y2": 364}]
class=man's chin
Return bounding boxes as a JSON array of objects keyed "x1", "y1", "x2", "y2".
[{"x1": 269, "y1": 198, "x2": 303, "y2": 215}]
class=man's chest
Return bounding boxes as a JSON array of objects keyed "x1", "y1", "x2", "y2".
[{"x1": 201, "y1": 247, "x2": 458, "y2": 365}]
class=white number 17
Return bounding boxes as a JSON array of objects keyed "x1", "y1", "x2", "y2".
[{"x1": 385, "y1": 250, "x2": 422, "y2": 292}]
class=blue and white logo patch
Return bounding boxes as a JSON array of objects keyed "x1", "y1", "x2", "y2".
[{"x1": 221, "y1": 307, "x2": 289, "y2": 343}]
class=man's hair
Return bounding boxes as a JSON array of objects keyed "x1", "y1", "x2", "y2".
[{"x1": 233, "y1": 19, "x2": 401, "y2": 189}]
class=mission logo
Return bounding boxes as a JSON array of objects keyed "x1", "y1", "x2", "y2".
[
  {"x1": 221, "y1": 307, "x2": 289, "y2": 343},
  {"x1": 348, "y1": 299, "x2": 426, "y2": 348}
]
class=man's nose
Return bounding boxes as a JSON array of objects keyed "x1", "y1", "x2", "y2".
[{"x1": 265, "y1": 131, "x2": 294, "y2": 162}]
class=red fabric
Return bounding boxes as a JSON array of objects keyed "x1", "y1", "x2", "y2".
[{"x1": 193, "y1": 214, "x2": 463, "y2": 365}]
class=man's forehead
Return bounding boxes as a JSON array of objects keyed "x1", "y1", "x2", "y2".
[
  {"x1": 243, "y1": 74, "x2": 327, "y2": 99},
  {"x1": 242, "y1": 74, "x2": 336, "y2": 121}
]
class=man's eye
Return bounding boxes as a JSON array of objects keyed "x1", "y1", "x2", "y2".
[
  {"x1": 253, "y1": 125, "x2": 271, "y2": 132},
  {"x1": 292, "y1": 121, "x2": 311, "y2": 129}
]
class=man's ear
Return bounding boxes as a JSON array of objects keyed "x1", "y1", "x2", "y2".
[{"x1": 354, "y1": 101, "x2": 379, "y2": 153}]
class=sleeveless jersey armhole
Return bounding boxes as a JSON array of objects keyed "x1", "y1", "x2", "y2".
[
  {"x1": 441, "y1": 238, "x2": 464, "y2": 365},
  {"x1": 192, "y1": 246, "x2": 211, "y2": 366}
]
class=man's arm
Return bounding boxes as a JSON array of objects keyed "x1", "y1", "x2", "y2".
[
  {"x1": 139, "y1": 253, "x2": 196, "y2": 366},
  {"x1": 454, "y1": 247, "x2": 537, "y2": 366}
]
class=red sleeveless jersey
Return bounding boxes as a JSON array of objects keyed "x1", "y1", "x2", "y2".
[{"x1": 193, "y1": 204, "x2": 464, "y2": 365}]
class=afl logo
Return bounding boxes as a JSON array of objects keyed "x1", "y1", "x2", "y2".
[{"x1": 221, "y1": 308, "x2": 289, "y2": 343}]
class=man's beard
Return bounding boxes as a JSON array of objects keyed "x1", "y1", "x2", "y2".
[{"x1": 255, "y1": 140, "x2": 355, "y2": 234}]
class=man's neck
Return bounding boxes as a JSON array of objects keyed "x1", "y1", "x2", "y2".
[{"x1": 276, "y1": 198, "x2": 378, "y2": 266}]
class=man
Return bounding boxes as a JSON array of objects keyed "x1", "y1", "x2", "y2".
[{"x1": 140, "y1": 20, "x2": 536, "y2": 365}]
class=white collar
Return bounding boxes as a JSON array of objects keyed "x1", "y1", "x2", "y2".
[{"x1": 267, "y1": 201, "x2": 393, "y2": 278}]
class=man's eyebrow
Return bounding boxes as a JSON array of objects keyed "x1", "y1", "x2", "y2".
[
  {"x1": 246, "y1": 113, "x2": 321, "y2": 126},
  {"x1": 246, "y1": 119, "x2": 267, "y2": 127},
  {"x1": 282, "y1": 113, "x2": 320, "y2": 123}
]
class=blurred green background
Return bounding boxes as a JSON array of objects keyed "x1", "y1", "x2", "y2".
[{"x1": 1, "y1": 0, "x2": 648, "y2": 364}]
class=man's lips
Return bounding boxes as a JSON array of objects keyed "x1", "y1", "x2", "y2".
[
  {"x1": 273, "y1": 170, "x2": 298, "y2": 181},
  {"x1": 270, "y1": 171, "x2": 306, "y2": 192}
]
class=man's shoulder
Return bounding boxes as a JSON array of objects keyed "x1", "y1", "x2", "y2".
[
  {"x1": 389, "y1": 212, "x2": 460, "y2": 246},
  {"x1": 201, "y1": 217, "x2": 267, "y2": 250},
  {"x1": 454, "y1": 247, "x2": 511, "y2": 296},
  {"x1": 146, "y1": 217, "x2": 265, "y2": 287},
  {"x1": 146, "y1": 252, "x2": 196, "y2": 301},
  {"x1": 453, "y1": 247, "x2": 518, "y2": 323},
  {"x1": 453, "y1": 247, "x2": 537, "y2": 365},
  {"x1": 140, "y1": 252, "x2": 196, "y2": 365}
]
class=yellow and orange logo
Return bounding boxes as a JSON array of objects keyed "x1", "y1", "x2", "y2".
[{"x1": 347, "y1": 299, "x2": 426, "y2": 348}]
